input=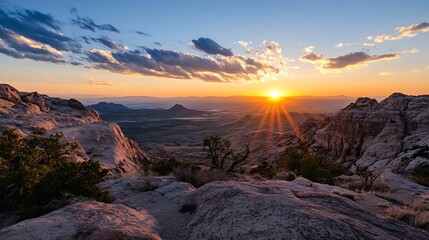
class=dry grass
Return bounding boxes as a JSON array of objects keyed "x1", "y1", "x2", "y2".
[
  {"x1": 173, "y1": 166, "x2": 229, "y2": 188},
  {"x1": 376, "y1": 202, "x2": 389, "y2": 208},
  {"x1": 331, "y1": 189, "x2": 356, "y2": 201},
  {"x1": 387, "y1": 201, "x2": 429, "y2": 231},
  {"x1": 136, "y1": 177, "x2": 159, "y2": 191}
]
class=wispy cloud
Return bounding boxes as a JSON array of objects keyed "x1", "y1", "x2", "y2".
[
  {"x1": 300, "y1": 49, "x2": 418, "y2": 73},
  {"x1": 379, "y1": 71, "x2": 394, "y2": 76},
  {"x1": 368, "y1": 22, "x2": 429, "y2": 43},
  {"x1": 304, "y1": 45, "x2": 315, "y2": 53},
  {"x1": 87, "y1": 78, "x2": 112, "y2": 86},
  {"x1": 191, "y1": 37, "x2": 233, "y2": 56},
  {"x1": 335, "y1": 42, "x2": 360, "y2": 48},
  {"x1": 135, "y1": 31, "x2": 149, "y2": 37},
  {"x1": 0, "y1": 8, "x2": 80, "y2": 63},
  {"x1": 93, "y1": 37, "x2": 127, "y2": 51},
  {"x1": 71, "y1": 8, "x2": 119, "y2": 33}
]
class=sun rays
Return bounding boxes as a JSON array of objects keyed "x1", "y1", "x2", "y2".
[{"x1": 241, "y1": 96, "x2": 301, "y2": 152}]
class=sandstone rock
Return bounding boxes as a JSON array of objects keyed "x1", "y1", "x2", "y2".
[
  {"x1": 298, "y1": 93, "x2": 429, "y2": 174},
  {"x1": 0, "y1": 84, "x2": 148, "y2": 176},
  {"x1": 21, "y1": 92, "x2": 50, "y2": 112},
  {"x1": 100, "y1": 176, "x2": 196, "y2": 239},
  {"x1": 0, "y1": 84, "x2": 21, "y2": 103},
  {"x1": 273, "y1": 171, "x2": 296, "y2": 181},
  {"x1": 0, "y1": 201, "x2": 161, "y2": 240},
  {"x1": 186, "y1": 180, "x2": 429, "y2": 239}
]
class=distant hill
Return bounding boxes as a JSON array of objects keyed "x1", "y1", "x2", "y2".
[
  {"x1": 98, "y1": 104, "x2": 206, "y2": 122},
  {"x1": 87, "y1": 102, "x2": 130, "y2": 112}
]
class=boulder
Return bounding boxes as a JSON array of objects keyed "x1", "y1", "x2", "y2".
[
  {"x1": 186, "y1": 180, "x2": 429, "y2": 240},
  {"x1": 0, "y1": 201, "x2": 161, "y2": 240}
]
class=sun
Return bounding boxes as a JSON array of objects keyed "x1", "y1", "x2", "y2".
[{"x1": 267, "y1": 90, "x2": 283, "y2": 101}]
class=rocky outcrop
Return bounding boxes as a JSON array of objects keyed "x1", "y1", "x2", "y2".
[
  {"x1": 185, "y1": 179, "x2": 429, "y2": 239},
  {"x1": 0, "y1": 201, "x2": 161, "y2": 240},
  {"x1": 0, "y1": 84, "x2": 149, "y2": 175},
  {"x1": 299, "y1": 93, "x2": 429, "y2": 175}
]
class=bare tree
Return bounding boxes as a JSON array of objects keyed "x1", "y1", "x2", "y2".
[
  {"x1": 356, "y1": 166, "x2": 381, "y2": 191},
  {"x1": 203, "y1": 135, "x2": 250, "y2": 173}
]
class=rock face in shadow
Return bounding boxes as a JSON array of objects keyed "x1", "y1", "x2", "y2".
[
  {"x1": 299, "y1": 93, "x2": 429, "y2": 174},
  {"x1": 0, "y1": 201, "x2": 161, "y2": 240},
  {"x1": 0, "y1": 84, "x2": 148, "y2": 176},
  {"x1": 186, "y1": 179, "x2": 429, "y2": 240}
]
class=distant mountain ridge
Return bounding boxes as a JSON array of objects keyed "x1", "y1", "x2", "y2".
[
  {"x1": 93, "y1": 103, "x2": 206, "y2": 121},
  {"x1": 87, "y1": 102, "x2": 130, "y2": 112}
]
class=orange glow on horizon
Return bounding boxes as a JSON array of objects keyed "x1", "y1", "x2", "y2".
[{"x1": 266, "y1": 89, "x2": 285, "y2": 101}]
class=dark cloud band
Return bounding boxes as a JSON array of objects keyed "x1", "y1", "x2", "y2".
[{"x1": 191, "y1": 37, "x2": 233, "y2": 56}]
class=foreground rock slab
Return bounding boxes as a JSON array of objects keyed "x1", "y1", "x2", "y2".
[
  {"x1": 186, "y1": 179, "x2": 429, "y2": 240},
  {"x1": 0, "y1": 201, "x2": 161, "y2": 240}
]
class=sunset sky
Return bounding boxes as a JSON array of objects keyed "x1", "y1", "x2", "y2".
[{"x1": 0, "y1": 0, "x2": 428, "y2": 98}]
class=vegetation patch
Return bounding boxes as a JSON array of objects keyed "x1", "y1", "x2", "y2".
[
  {"x1": 387, "y1": 201, "x2": 429, "y2": 231},
  {"x1": 137, "y1": 177, "x2": 159, "y2": 191},
  {"x1": 150, "y1": 157, "x2": 180, "y2": 176},
  {"x1": 173, "y1": 166, "x2": 229, "y2": 188},
  {"x1": 251, "y1": 146, "x2": 346, "y2": 184},
  {"x1": 410, "y1": 165, "x2": 429, "y2": 187},
  {"x1": 0, "y1": 129, "x2": 109, "y2": 215}
]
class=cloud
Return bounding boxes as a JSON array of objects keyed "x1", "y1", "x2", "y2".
[
  {"x1": 263, "y1": 41, "x2": 282, "y2": 54},
  {"x1": 79, "y1": 36, "x2": 127, "y2": 51},
  {"x1": 135, "y1": 31, "x2": 149, "y2": 36},
  {"x1": 299, "y1": 53, "x2": 323, "y2": 62},
  {"x1": 363, "y1": 43, "x2": 376, "y2": 47},
  {"x1": 93, "y1": 37, "x2": 127, "y2": 51},
  {"x1": 300, "y1": 49, "x2": 417, "y2": 73},
  {"x1": 379, "y1": 71, "x2": 393, "y2": 76},
  {"x1": 0, "y1": 7, "x2": 286, "y2": 83},
  {"x1": 70, "y1": 61, "x2": 83, "y2": 66},
  {"x1": 368, "y1": 22, "x2": 429, "y2": 43},
  {"x1": 191, "y1": 37, "x2": 233, "y2": 56},
  {"x1": 85, "y1": 41, "x2": 285, "y2": 82},
  {"x1": 71, "y1": 8, "x2": 119, "y2": 33},
  {"x1": 304, "y1": 46, "x2": 315, "y2": 53},
  {"x1": 0, "y1": 8, "x2": 80, "y2": 63},
  {"x1": 335, "y1": 42, "x2": 360, "y2": 48},
  {"x1": 87, "y1": 78, "x2": 112, "y2": 86},
  {"x1": 154, "y1": 42, "x2": 161, "y2": 46}
]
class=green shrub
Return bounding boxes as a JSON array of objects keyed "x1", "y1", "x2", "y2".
[
  {"x1": 0, "y1": 129, "x2": 109, "y2": 210},
  {"x1": 411, "y1": 165, "x2": 429, "y2": 187},
  {"x1": 251, "y1": 146, "x2": 345, "y2": 184},
  {"x1": 250, "y1": 161, "x2": 277, "y2": 178},
  {"x1": 150, "y1": 158, "x2": 180, "y2": 175}
]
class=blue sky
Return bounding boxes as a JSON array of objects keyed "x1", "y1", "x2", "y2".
[{"x1": 1, "y1": 0, "x2": 428, "y2": 97}]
